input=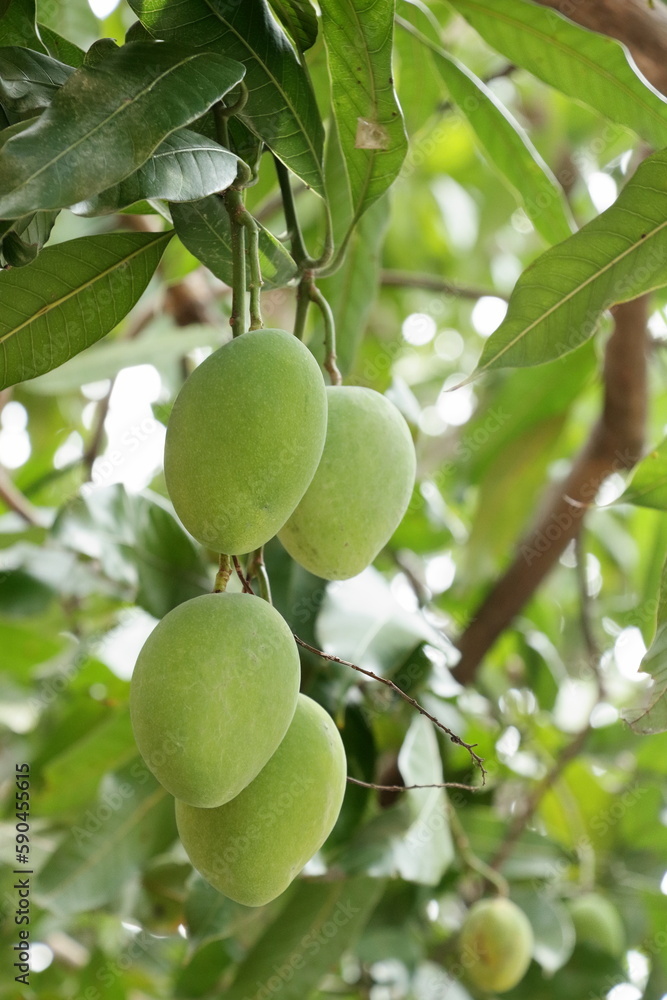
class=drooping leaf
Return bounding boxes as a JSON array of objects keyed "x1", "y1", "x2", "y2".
[
  {"x1": 0, "y1": 41, "x2": 246, "y2": 218},
  {"x1": 268, "y1": 0, "x2": 318, "y2": 52},
  {"x1": 619, "y1": 437, "x2": 667, "y2": 510},
  {"x1": 36, "y1": 23, "x2": 85, "y2": 67},
  {"x1": 0, "y1": 45, "x2": 73, "y2": 115},
  {"x1": 128, "y1": 0, "x2": 326, "y2": 196},
  {"x1": 401, "y1": 20, "x2": 574, "y2": 245},
  {"x1": 472, "y1": 149, "x2": 667, "y2": 373},
  {"x1": 171, "y1": 195, "x2": 298, "y2": 290},
  {"x1": 71, "y1": 128, "x2": 239, "y2": 216},
  {"x1": 320, "y1": 0, "x2": 407, "y2": 221},
  {"x1": 449, "y1": 0, "x2": 667, "y2": 150},
  {"x1": 34, "y1": 759, "x2": 175, "y2": 916},
  {"x1": 0, "y1": 208, "x2": 58, "y2": 266},
  {"x1": 0, "y1": 0, "x2": 44, "y2": 51},
  {"x1": 0, "y1": 230, "x2": 172, "y2": 389},
  {"x1": 224, "y1": 878, "x2": 383, "y2": 1000}
]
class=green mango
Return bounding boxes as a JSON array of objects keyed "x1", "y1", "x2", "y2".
[
  {"x1": 175, "y1": 694, "x2": 347, "y2": 907},
  {"x1": 130, "y1": 593, "x2": 300, "y2": 808},
  {"x1": 458, "y1": 897, "x2": 534, "y2": 993},
  {"x1": 164, "y1": 328, "x2": 327, "y2": 555},
  {"x1": 568, "y1": 893, "x2": 625, "y2": 957},
  {"x1": 278, "y1": 386, "x2": 416, "y2": 579}
]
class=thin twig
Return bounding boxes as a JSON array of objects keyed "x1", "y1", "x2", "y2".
[
  {"x1": 448, "y1": 801, "x2": 510, "y2": 897},
  {"x1": 0, "y1": 466, "x2": 42, "y2": 525},
  {"x1": 309, "y1": 282, "x2": 342, "y2": 385},
  {"x1": 232, "y1": 555, "x2": 254, "y2": 594},
  {"x1": 347, "y1": 776, "x2": 480, "y2": 792},
  {"x1": 293, "y1": 634, "x2": 486, "y2": 778},
  {"x1": 380, "y1": 269, "x2": 507, "y2": 301},
  {"x1": 574, "y1": 531, "x2": 602, "y2": 673}
]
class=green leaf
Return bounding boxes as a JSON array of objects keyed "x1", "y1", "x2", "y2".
[
  {"x1": 0, "y1": 617, "x2": 66, "y2": 672},
  {"x1": 473, "y1": 149, "x2": 667, "y2": 373},
  {"x1": 34, "y1": 759, "x2": 176, "y2": 916},
  {"x1": 171, "y1": 195, "x2": 298, "y2": 290},
  {"x1": 0, "y1": 41, "x2": 246, "y2": 218},
  {"x1": 54, "y1": 485, "x2": 211, "y2": 618},
  {"x1": 0, "y1": 208, "x2": 58, "y2": 266},
  {"x1": 320, "y1": 0, "x2": 407, "y2": 221},
  {"x1": 0, "y1": 230, "x2": 172, "y2": 389},
  {"x1": 0, "y1": 45, "x2": 73, "y2": 115},
  {"x1": 224, "y1": 878, "x2": 383, "y2": 1000},
  {"x1": 394, "y1": 716, "x2": 455, "y2": 885},
  {"x1": 619, "y1": 437, "x2": 667, "y2": 510},
  {"x1": 404, "y1": 23, "x2": 574, "y2": 245},
  {"x1": 513, "y1": 890, "x2": 575, "y2": 973},
  {"x1": 36, "y1": 23, "x2": 85, "y2": 67},
  {"x1": 128, "y1": 0, "x2": 326, "y2": 196},
  {"x1": 268, "y1": 0, "x2": 318, "y2": 52},
  {"x1": 625, "y1": 553, "x2": 667, "y2": 734},
  {"x1": 0, "y1": 0, "x2": 44, "y2": 51},
  {"x1": 36, "y1": 709, "x2": 136, "y2": 818},
  {"x1": 71, "y1": 128, "x2": 239, "y2": 216},
  {"x1": 448, "y1": 0, "x2": 667, "y2": 150}
]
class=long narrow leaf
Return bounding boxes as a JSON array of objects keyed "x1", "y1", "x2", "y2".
[
  {"x1": 320, "y1": 0, "x2": 407, "y2": 220},
  {"x1": 398, "y1": 19, "x2": 574, "y2": 245},
  {"x1": 449, "y1": 0, "x2": 667, "y2": 149},
  {"x1": 129, "y1": 0, "x2": 326, "y2": 196},
  {"x1": 0, "y1": 230, "x2": 172, "y2": 389},
  {"x1": 473, "y1": 149, "x2": 667, "y2": 373},
  {"x1": 0, "y1": 41, "x2": 245, "y2": 218}
]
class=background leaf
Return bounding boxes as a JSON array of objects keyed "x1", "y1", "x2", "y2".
[
  {"x1": 401, "y1": 20, "x2": 574, "y2": 245},
  {"x1": 35, "y1": 759, "x2": 176, "y2": 915},
  {"x1": 37, "y1": 23, "x2": 85, "y2": 67},
  {"x1": 320, "y1": 0, "x2": 407, "y2": 221},
  {"x1": 0, "y1": 0, "x2": 44, "y2": 51},
  {"x1": 71, "y1": 128, "x2": 239, "y2": 216},
  {"x1": 619, "y1": 436, "x2": 667, "y2": 510},
  {"x1": 171, "y1": 195, "x2": 298, "y2": 290},
  {"x1": 449, "y1": 0, "x2": 667, "y2": 150},
  {"x1": 0, "y1": 230, "x2": 172, "y2": 389},
  {"x1": 624, "y1": 554, "x2": 667, "y2": 734},
  {"x1": 129, "y1": 0, "x2": 326, "y2": 195},
  {"x1": 474, "y1": 149, "x2": 667, "y2": 373},
  {"x1": 0, "y1": 41, "x2": 245, "y2": 217},
  {"x1": 224, "y1": 878, "x2": 383, "y2": 1000}
]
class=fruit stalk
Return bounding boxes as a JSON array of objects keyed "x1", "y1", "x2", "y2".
[{"x1": 213, "y1": 553, "x2": 232, "y2": 593}]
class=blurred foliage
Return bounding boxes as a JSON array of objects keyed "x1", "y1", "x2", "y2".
[{"x1": 0, "y1": 2, "x2": 667, "y2": 1000}]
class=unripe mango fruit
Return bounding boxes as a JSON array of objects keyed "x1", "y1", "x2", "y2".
[
  {"x1": 458, "y1": 897, "x2": 533, "y2": 993},
  {"x1": 130, "y1": 593, "x2": 300, "y2": 808},
  {"x1": 175, "y1": 694, "x2": 347, "y2": 907},
  {"x1": 164, "y1": 329, "x2": 327, "y2": 555},
  {"x1": 568, "y1": 893, "x2": 625, "y2": 957},
  {"x1": 278, "y1": 386, "x2": 416, "y2": 579}
]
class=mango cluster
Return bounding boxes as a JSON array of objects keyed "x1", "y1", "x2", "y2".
[{"x1": 130, "y1": 328, "x2": 416, "y2": 906}]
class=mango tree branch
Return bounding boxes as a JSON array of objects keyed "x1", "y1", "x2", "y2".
[{"x1": 453, "y1": 295, "x2": 648, "y2": 685}]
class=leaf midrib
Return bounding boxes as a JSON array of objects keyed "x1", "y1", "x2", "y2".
[
  {"x1": 480, "y1": 216, "x2": 667, "y2": 371},
  {"x1": 2, "y1": 52, "x2": 217, "y2": 202},
  {"x1": 0, "y1": 233, "x2": 170, "y2": 345}
]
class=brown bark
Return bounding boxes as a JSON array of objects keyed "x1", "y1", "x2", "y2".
[
  {"x1": 535, "y1": 0, "x2": 667, "y2": 96},
  {"x1": 453, "y1": 296, "x2": 648, "y2": 685}
]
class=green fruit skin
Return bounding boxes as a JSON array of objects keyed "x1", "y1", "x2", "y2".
[
  {"x1": 130, "y1": 593, "x2": 300, "y2": 809},
  {"x1": 459, "y1": 898, "x2": 534, "y2": 994},
  {"x1": 175, "y1": 694, "x2": 347, "y2": 907},
  {"x1": 278, "y1": 386, "x2": 416, "y2": 580},
  {"x1": 568, "y1": 893, "x2": 625, "y2": 957},
  {"x1": 164, "y1": 329, "x2": 327, "y2": 555}
]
